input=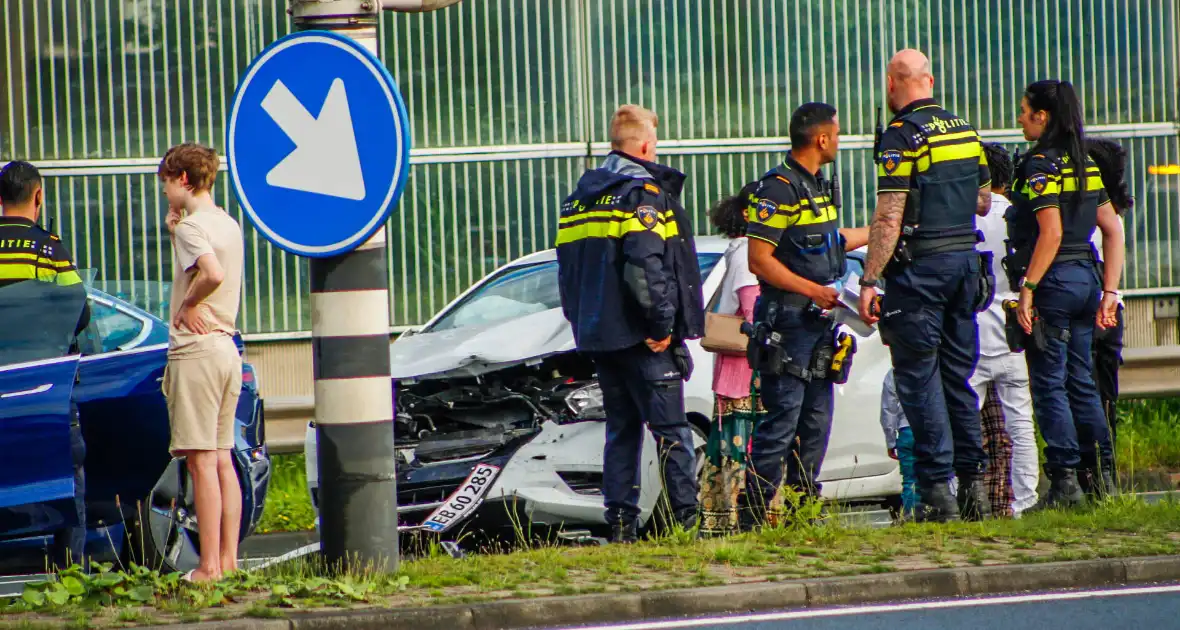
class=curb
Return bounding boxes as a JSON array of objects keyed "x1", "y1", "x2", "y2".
[{"x1": 157, "y1": 555, "x2": 1180, "y2": 630}]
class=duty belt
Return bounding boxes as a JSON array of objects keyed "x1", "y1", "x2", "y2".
[
  {"x1": 906, "y1": 232, "x2": 979, "y2": 258},
  {"x1": 1052, "y1": 244, "x2": 1096, "y2": 264},
  {"x1": 764, "y1": 291, "x2": 813, "y2": 308}
]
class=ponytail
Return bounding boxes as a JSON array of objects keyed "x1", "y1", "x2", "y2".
[
  {"x1": 1087, "y1": 137, "x2": 1134, "y2": 215},
  {"x1": 1025, "y1": 79, "x2": 1087, "y2": 209}
]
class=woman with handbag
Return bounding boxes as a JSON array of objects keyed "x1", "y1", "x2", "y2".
[{"x1": 698, "y1": 191, "x2": 765, "y2": 536}]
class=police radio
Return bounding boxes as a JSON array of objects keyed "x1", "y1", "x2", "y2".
[
  {"x1": 828, "y1": 166, "x2": 842, "y2": 210},
  {"x1": 873, "y1": 107, "x2": 883, "y2": 160}
]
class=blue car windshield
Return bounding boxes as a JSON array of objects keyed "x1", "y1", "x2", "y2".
[
  {"x1": 0, "y1": 281, "x2": 89, "y2": 366},
  {"x1": 427, "y1": 253, "x2": 722, "y2": 333}
]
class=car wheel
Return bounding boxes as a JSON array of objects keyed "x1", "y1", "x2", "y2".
[{"x1": 125, "y1": 457, "x2": 201, "y2": 574}]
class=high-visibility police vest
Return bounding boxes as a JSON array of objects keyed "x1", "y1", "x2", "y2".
[
  {"x1": 886, "y1": 104, "x2": 986, "y2": 256},
  {"x1": 747, "y1": 163, "x2": 846, "y2": 291}
]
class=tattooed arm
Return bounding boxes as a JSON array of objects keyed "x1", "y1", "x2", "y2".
[
  {"x1": 857, "y1": 192, "x2": 906, "y2": 324},
  {"x1": 861, "y1": 192, "x2": 907, "y2": 283}
]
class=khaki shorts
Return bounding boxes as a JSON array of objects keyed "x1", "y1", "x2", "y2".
[{"x1": 162, "y1": 336, "x2": 242, "y2": 454}]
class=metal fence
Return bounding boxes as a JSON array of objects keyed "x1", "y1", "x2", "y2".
[{"x1": 1, "y1": 0, "x2": 1177, "y2": 336}]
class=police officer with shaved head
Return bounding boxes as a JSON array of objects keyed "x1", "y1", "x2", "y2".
[
  {"x1": 556, "y1": 105, "x2": 705, "y2": 544},
  {"x1": 741, "y1": 102, "x2": 869, "y2": 529},
  {"x1": 858, "y1": 50, "x2": 995, "y2": 523}
]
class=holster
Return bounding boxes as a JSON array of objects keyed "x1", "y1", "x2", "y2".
[
  {"x1": 809, "y1": 332, "x2": 835, "y2": 382},
  {"x1": 1031, "y1": 316, "x2": 1071, "y2": 352},
  {"x1": 974, "y1": 251, "x2": 997, "y2": 313},
  {"x1": 828, "y1": 331, "x2": 857, "y2": 384},
  {"x1": 1003, "y1": 300, "x2": 1025, "y2": 353},
  {"x1": 672, "y1": 342, "x2": 694, "y2": 382}
]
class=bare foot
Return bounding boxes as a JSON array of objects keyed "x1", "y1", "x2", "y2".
[
  {"x1": 186, "y1": 568, "x2": 221, "y2": 583},
  {"x1": 220, "y1": 557, "x2": 238, "y2": 575}
]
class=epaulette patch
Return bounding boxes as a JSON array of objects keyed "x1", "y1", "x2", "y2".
[
  {"x1": 754, "y1": 198, "x2": 777, "y2": 223},
  {"x1": 1029, "y1": 173, "x2": 1049, "y2": 194},
  {"x1": 889, "y1": 121, "x2": 904, "y2": 128},
  {"x1": 643, "y1": 183, "x2": 660, "y2": 195},
  {"x1": 881, "y1": 150, "x2": 902, "y2": 174},
  {"x1": 636, "y1": 205, "x2": 659, "y2": 230},
  {"x1": 774, "y1": 175, "x2": 790, "y2": 185}
]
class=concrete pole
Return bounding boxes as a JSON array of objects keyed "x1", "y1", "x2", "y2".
[{"x1": 288, "y1": 0, "x2": 398, "y2": 573}]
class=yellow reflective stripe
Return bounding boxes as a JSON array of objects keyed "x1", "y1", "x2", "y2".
[
  {"x1": 555, "y1": 216, "x2": 679, "y2": 244},
  {"x1": 903, "y1": 146, "x2": 929, "y2": 158},
  {"x1": 927, "y1": 130, "x2": 977, "y2": 144},
  {"x1": 930, "y1": 142, "x2": 982, "y2": 163},
  {"x1": 878, "y1": 161, "x2": 915, "y2": 177},
  {"x1": 0, "y1": 265, "x2": 38, "y2": 281},
  {"x1": 750, "y1": 209, "x2": 790, "y2": 230},
  {"x1": 0, "y1": 252, "x2": 75, "y2": 269},
  {"x1": 1060, "y1": 166, "x2": 1103, "y2": 175},
  {"x1": 1022, "y1": 180, "x2": 1063, "y2": 198},
  {"x1": 55, "y1": 270, "x2": 83, "y2": 286},
  {"x1": 558, "y1": 208, "x2": 674, "y2": 226},
  {"x1": 794, "y1": 205, "x2": 838, "y2": 226},
  {"x1": 916, "y1": 156, "x2": 931, "y2": 172},
  {"x1": 1061, "y1": 176, "x2": 1105, "y2": 192}
]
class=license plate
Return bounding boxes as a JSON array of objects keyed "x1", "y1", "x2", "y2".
[{"x1": 420, "y1": 463, "x2": 501, "y2": 534}]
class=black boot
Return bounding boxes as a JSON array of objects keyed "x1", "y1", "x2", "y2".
[
  {"x1": 675, "y1": 507, "x2": 701, "y2": 534},
  {"x1": 609, "y1": 518, "x2": 638, "y2": 544},
  {"x1": 915, "y1": 483, "x2": 960, "y2": 523},
  {"x1": 957, "y1": 474, "x2": 992, "y2": 521},
  {"x1": 1082, "y1": 464, "x2": 1118, "y2": 503},
  {"x1": 1028, "y1": 467, "x2": 1084, "y2": 512}
]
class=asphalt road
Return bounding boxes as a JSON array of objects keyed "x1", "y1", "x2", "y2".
[{"x1": 548, "y1": 583, "x2": 1180, "y2": 630}]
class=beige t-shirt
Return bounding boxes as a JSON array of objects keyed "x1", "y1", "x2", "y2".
[{"x1": 168, "y1": 206, "x2": 244, "y2": 358}]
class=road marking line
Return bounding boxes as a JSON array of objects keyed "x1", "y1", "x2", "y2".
[{"x1": 560, "y1": 583, "x2": 1180, "y2": 629}]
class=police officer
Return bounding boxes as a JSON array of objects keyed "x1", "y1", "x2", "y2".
[
  {"x1": 858, "y1": 50, "x2": 994, "y2": 523},
  {"x1": 741, "y1": 102, "x2": 868, "y2": 528},
  {"x1": 0, "y1": 160, "x2": 90, "y2": 567},
  {"x1": 1006, "y1": 80, "x2": 1123, "y2": 508},
  {"x1": 556, "y1": 105, "x2": 705, "y2": 543}
]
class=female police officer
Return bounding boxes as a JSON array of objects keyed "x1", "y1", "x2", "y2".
[{"x1": 1005, "y1": 80, "x2": 1124, "y2": 510}]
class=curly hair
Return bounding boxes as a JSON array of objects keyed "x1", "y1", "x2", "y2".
[
  {"x1": 708, "y1": 193, "x2": 749, "y2": 239},
  {"x1": 158, "y1": 143, "x2": 220, "y2": 192},
  {"x1": 982, "y1": 142, "x2": 1013, "y2": 192},
  {"x1": 1087, "y1": 137, "x2": 1134, "y2": 215}
]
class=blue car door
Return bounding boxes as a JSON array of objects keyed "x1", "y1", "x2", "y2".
[
  {"x1": 0, "y1": 280, "x2": 88, "y2": 536},
  {"x1": 0, "y1": 356, "x2": 81, "y2": 513}
]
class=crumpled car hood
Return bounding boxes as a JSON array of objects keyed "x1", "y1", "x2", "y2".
[{"x1": 390, "y1": 307, "x2": 575, "y2": 380}]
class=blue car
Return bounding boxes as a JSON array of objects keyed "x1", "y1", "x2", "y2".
[{"x1": 0, "y1": 279, "x2": 270, "y2": 574}]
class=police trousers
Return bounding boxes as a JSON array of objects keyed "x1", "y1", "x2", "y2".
[
  {"x1": 50, "y1": 404, "x2": 87, "y2": 568},
  {"x1": 880, "y1": 250, "x2": 985, "y2": 487},
  {"x1": 745, "y1": 304, "x2": 834, "y2": 511},
  {"x1": 1091, "y1": 303, "x2": 1124, "y2": 469},
  {"x1": 1026, "y1": 260, "x2": 1111, "y2": 471},
  {"x1": 591, "y1": 344, "x2": 698, "y2": 525}
]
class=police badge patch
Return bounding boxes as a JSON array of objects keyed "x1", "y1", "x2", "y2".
[
  {"x1": 636, "y1": 205, "x2": 659, "y2": 230},
  {"x1": 881, "y1": 150, "x2": 902, "y2": 174},
  {"x1": 755, "y1": 198, "x2": 777, "y2": 223},
  {"x1": 1029, "y1": 173, "x2": 1049, "y2": 195}
]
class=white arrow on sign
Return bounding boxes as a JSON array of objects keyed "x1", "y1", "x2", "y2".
[{"x1": 261, "y1": 77, "x2": 366, "y2": 201}]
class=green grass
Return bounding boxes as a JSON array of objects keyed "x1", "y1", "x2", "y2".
[
  {"x1": 256, "y1": 454, "x2": 317, "y2": 534},
  {"x1": 19, "y1": 497, "x2": 1180, "y2": 628},
  {"x1": 253, "y1": 400, "x2": 1180, "y2": 534},
  {"x1": 1116, "y1": 398, "x2": 1180, "y2": 472}
]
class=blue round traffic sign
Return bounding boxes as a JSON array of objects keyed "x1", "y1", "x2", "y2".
[{"x1": 227, "y1": 30, "x2": 411, "y2": 258}]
